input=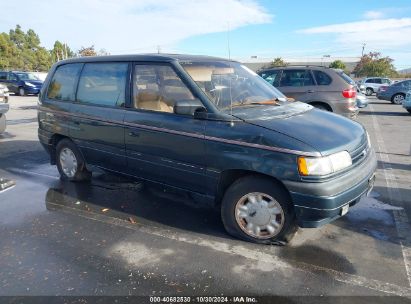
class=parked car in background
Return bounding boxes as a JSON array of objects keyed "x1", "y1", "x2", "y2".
[
  {"x1": 258, "y1": 66, "x2": 358, "y2": 118},
  {"x1": 356, "y1": 89, "x2": 369, "y2": 108},
  {"x1": 358, "y1": 77, "x2": 392, "y2": 96},
  {"x1": 38, "y1": 54, "x2": 377, "y2": 244},
  {"x1": 0, "y1": 84, "x2": 9, "y2": 134},
  {"x1": 0, "y1": 71, "x2": 43, "y2": 96},
  {"x1": 376, "y1": 80, "x2": 411, "y2": 104},
  {"x1": 402, "y1": 90, "x2": 411, "y2": 114}
]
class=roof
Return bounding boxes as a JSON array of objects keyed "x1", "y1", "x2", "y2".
[
  {"x1": 258, "y1": 65, "x2": 333, "y2": 72},
  {"x1": 56, "y1": 53, "x2": 234, "y2": 65}
]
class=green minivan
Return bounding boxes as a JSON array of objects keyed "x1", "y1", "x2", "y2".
[{"x1": 38, "y1": 54, "x2": 377, "y2": 244}]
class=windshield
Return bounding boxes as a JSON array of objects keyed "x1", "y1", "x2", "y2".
[
  {"x1": 180, "y1": 61, "x2": 287, "y2": 111},
  {"x1": 16, "y1": 73, "x2": 39, "y2": 81}
]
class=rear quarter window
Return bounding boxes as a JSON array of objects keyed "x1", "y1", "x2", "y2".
[
  {"x1": 313, "y1": 70, "x2": 332, "y2": 85},
  {"x1": 47, "y1": 63, "x2": 83, "y2": 101}
]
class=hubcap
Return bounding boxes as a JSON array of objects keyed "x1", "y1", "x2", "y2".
[
  {"x1": 366, "y1": 89, "x2": 372, "y2": 95},
  {"x1": 393, "y1": 95, "x2": 404, "y2": 104},
  {"x1": 235, "y1": 192, "x2": 285, "y2": 239},
  {"x1": 19, "y1": 88, "x2": 24, "y2": 95},
  {"x1": 59, "y1": 147, "x2": 78, "y2": 178}
]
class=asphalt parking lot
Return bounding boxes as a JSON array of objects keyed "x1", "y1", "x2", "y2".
[{"x1": 0, "y1": 96, "x2": 410, "y2": 301}]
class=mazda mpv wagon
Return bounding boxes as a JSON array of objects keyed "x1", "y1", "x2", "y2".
[{"x1": 38, "y1": 54, "x2": 377, "y2": 244}]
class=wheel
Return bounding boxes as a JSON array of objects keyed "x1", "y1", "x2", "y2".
[
  {"x1": 0, "y1": 114, "x2": 6, "y2": 134},
  {"x1": 221, "y1": 176, "x2": 297, "y2": 244},
  {"x1": 391, "y1": 93, "x2": 405, "y2": 105},
  {"x1": 18, "y1": 87, "x2": 26, "y2": 96},
  {"x1": 312, "y1": 103, "x2": 330, "y2": 111},
  {"x1": 365, "y1": 88, "x2": 373, "y2": 96},
  {"x1": 56, "y1": 138, "x2": 91, "y2": 181}
]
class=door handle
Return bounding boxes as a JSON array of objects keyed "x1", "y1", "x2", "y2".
[
  {"x1": 306, "y1": 90, "x2": 315, "y2": 93},
  {"x1": 128, "y1": 131, "x2": 140, "y2": 137}
]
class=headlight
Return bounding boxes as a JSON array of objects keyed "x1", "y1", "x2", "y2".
[
  {"x1": 25, "y1": 82, "x2": 35, "y2": 87},
  {"x1": 298, "y1": 151, "x2": 352, "y2": 176}
]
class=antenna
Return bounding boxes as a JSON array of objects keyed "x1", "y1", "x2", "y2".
[{"x1": 227, "y1": 22, "x2": 231, "y2": 60}]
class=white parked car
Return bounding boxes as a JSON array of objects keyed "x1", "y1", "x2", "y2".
[
  {"x1": 358, "y1": 77, "x2": 392, "y2": 96},
  {"x1": 0, "y1": 84, "x2": 9, "y2": 134}
]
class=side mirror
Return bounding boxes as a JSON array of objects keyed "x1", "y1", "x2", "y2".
[{"x1": 174, "y1": 99, "x2": 206, "y2": 116}]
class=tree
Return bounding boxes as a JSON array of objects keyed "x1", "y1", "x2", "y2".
[
  {"x1": 78, "y1": 45, "x2": 97, "y2": 57},
  {"x1": 51, "y1": 40, "x2": 75, "y2": 62},
  {"x1": 353, "y1": 52, "x2": 398, "y2": 77},
  {"x1": 329, "y1": 60, "x2": 346, "y2": 70},
  {"x1": 270, "y1": 57, "x2": 288, "y2": 68}
]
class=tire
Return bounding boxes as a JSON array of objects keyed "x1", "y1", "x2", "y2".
[
  {"x1": 18, "y1": 87, "x2": 26, "y2": 96},
  {"x1": 0, "y1": 114, "x2": 6, "y2": 134},
  {"x1": 407, "y1": 109, "x2": 411, "y2": 114},
  {"x1": 56, "y1": 138, "x2": 91, "y2": 182},
  {"x1": 221, "y1": 176, "x2": 298, "y2": 244},
  {"x1": 365, "y1": 88, "x2": 373, "y2": 96},
  {"x1": 391, "y1": 93, "x2": 405, "y2": 105}
]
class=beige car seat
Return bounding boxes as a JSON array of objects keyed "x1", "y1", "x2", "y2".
[{"x1": 135, "y1": 90, "x2": 173, "y2": 113}]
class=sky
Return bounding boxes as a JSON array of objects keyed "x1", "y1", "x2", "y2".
[{"x1": 1, "y1": 0, "x2": 411, "y2": 69}]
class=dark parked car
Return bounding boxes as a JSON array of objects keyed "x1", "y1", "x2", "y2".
[
  {"x1": 0, "y1": 84, "x2": 9, "y2": 134},
  {"x1": 38, "y1": 54, "x2": 377, "y2": 244},
  {"x1": 376, "y1": 80, "x2": 411, "y2": 104},
  {"x1": 0, "y1": 71, "x2": 43, "y2": 96},
  {"x1": 258, "y1": 66, "x2": 359, "y2": 118}
]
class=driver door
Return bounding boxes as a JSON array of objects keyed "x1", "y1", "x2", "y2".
[{"x1": 124, "y1": 63, "x2": 207, "y2": 193}]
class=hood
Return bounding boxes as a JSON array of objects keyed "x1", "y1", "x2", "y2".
[{"x1": 232, "y1": 102, "x2": 365, "y2": 156}]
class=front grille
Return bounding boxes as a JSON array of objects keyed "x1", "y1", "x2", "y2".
[{"x1": 350, "y1": 136, "x2": 369, "y2": 166}]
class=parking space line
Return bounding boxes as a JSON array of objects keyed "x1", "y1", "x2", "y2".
[
  {"x1": 369, "y1": 103, "x2": 411, "y2": 288},
  {"x1": 47, "y1": 201, "x2": 411, "y2": 297},
  {"x1": 11, "y1": 169, "x2": 59, "y2": 180}
]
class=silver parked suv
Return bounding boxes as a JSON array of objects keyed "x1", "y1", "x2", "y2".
[
  {"x1": 258, "y1": 66, "x2": 359, "y2": 118},
  {"x1": 0, "y1": 84, "x2": 9, "y2": 134},
  {"x1": 358, "y1": 77, "x2": 392, "y2": 96}
]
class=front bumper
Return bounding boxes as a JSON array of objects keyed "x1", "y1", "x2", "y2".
[
  {"x1": 24, "y1": 85, "x2": 42, "y2": 94},
  {"x1": 284, "y1": 149, "x2": 377, "y2": 228}
]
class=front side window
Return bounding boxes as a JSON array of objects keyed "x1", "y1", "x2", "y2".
[
  {"x1": 313, "y1": 70, "x2": 332, "y2": 85},
  {"x1": 279, "y1": 69, "x2": 314, "y2": 87},
  {"x1": 374, "y1": 78, "x2": 382, "y2": 84},
  {"x1": 260, "y1": 70, "x2": 281, "y2": 87},
  {"x1": 0, "y1": 72, "x2": 7, "y2": 80},
  {"x1": 77, "y1": 63, "x2": 128, "y2": 107},
  {"x1": 47, "y1": 63, "x2": 83, "y2": 101},
  {"x1": 180, "y1": 60, "x2": 287, "y2": 111},
  {"x1": 365, "y1": 79, "x2": 374, "y2": 83},
  {"x1": 133, "y1": 64, "x2": 195, "y2": 113}
]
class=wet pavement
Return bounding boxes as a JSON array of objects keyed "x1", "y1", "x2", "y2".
[{"x1": 0, "y1": 96, "x2": 411, "y2": 300}]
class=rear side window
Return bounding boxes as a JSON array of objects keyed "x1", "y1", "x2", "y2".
[
  {"x1": 374, "y1": 79, "x2": 382, "y2": 84},
  {"x1": 336, "y1": 71, "x2": 355, "y2": 85},
  {"x1": 279, "y1": 70, "x2": 314, "y2": 87},
  {"x1": 313, "y1": 70, "x2": 332, "y2": 85},
  {"x1": 47, "y1": 64, "x2": 82, "y2": 101},
  {"x1": 260, "y1": 70, "x2": 281, "y2": 86},
  {"x1": 77, "y1": 63, "x2": 128, "y2": 107}
]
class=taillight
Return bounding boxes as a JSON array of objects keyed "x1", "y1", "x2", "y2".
[
  {"x1": 379, "y1": 86, "x2": 388, "y2": 92},
  {"x1": 342, "y1": 86, "x2": 356, "y2": 98}
]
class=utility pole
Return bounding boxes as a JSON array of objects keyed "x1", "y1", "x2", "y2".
[
  {"x1": 361, "y1": 43, "x2": 366, "y2": 57},
  {"x1": 157, "y1": 45, "x2": 161, "y2": 54}
]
